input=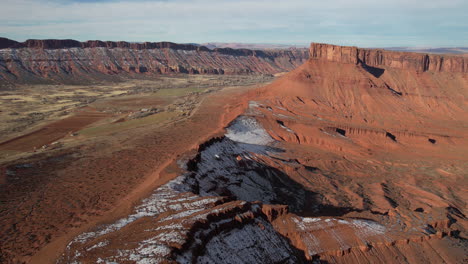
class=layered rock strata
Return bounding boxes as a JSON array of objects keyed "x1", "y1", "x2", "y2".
[
  {"x1": 0, "y1": 38, "x2": 309, "y2": 84},
  {"x1": 310, "y1": 42, "x2": 467, "y2": 73}
]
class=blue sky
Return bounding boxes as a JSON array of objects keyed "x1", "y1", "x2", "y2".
[{"x1": 0, "y1": 0, "x2": 467, "y2": 47}]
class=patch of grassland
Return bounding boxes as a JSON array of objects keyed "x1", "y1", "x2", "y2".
[
  {"x1": 78, "y1": 111, "x2": 179, "y2": 137},
  {"x1": 0, "y1": 74, "x2": 274, "y2": 144},
  {"x1": 155, "y1": 87, "x2": 208, "y2": 97},
  {"x1": 0, "y1": 95, "x2": 38, "y2": 102}
]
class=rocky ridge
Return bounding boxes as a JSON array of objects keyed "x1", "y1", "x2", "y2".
[{"x1": 0, "y1": 38, "x2": 309, "y2": 85}]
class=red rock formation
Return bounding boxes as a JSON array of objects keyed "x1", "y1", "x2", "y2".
[
  {"x1": 310, "y1": 42, "x2": 467, "y2": 72},
  {"x1": 248, "y1": 43, "x2": 467, "y2": 263},
  {"x1": 0, "y1": 38, "x2": 309, "y2": 85}
]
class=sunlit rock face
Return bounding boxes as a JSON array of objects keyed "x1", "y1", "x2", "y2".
[
  {"x1": 309, "y1": 42, "x2": 467, "y2": 73},
  {"x1": 0, "y1": 38, "x2": 309, "y2": 85}
]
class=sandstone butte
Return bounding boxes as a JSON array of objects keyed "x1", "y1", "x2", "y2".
[{"x1": 0, "y1": 41, "x2": 467, "y2": 264}]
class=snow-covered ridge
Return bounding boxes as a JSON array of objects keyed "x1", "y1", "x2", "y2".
[
  {"x1": 60, "y1": 114, "x2": 393, "y2": 263},
  {"x1": 60, "y1": 115, "x2": 294, "y2": 263}
]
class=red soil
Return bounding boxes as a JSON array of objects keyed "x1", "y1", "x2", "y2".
[
  {"x1": 0, "y1": 85, "x2": 254, "y2": 263},
  {"x1": 0, "y1": 109, "x2": 109, "y2": 152}
]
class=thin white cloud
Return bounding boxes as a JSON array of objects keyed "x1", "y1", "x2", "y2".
[{"x1": 0, "y1": 0, "x2": 466, "y2": 46}]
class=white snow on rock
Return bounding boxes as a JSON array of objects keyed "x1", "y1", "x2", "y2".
[
  {"x1": 351, "y1": 219, "x2": 386, "y2": 237},
  {"x1": 64, "y1": 180, "x2": 223, "y2": 263},
  {"x1": 68, "y1": 175, "x2": 220, "y2": 246},
  {"x1": 173, "y1": 134, "x2": 308, "y2": 211},
  {"x1": 225, "y1": 116, "x2": 273, "y2": 145},
  {"x1": 86, "y1": 241, "x2": 109, "y2": 252},
  {"x1": 178, "y1": 219, "x2": 299, "y2": 264},
  {"x1": 292, "y1": 216, "x2": 388, "y2": 256}
]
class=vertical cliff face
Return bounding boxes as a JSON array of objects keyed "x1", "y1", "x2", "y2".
[
  {"x1": 309, "y1": 43, "x2": 467, "y2": 73},
  {"x1": 0, "y1": 38, "x2": 309, "y2": 85},
  {"x1": 309, "y1": 43, "x2": 359, "y2": 64}
]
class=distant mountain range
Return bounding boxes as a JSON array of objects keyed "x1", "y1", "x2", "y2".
[
  {"x1": 200, "y1": 42, "x2": 308, "y2": 50},
  {"x1": 384, "y1": 47, "x2": 468, "y2": 54}
]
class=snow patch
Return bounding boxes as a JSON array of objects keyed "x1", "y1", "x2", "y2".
[
  {"x1": 225, "y1": 116, "x2": 273, "y2": 145},
  {"x1": 351, "y1": 219, "x2": 386, "y2": 236},
  {"x1": 302, "y1": 217, "x2": 321, "y2": 223},
  {"x1": 86, "y1": 241, "x2": 109, "y2": 251}
]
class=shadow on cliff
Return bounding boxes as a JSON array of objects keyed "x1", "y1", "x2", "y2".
[
  {"x1": 359, "y1": 60, "x2": 385, "y2": 78},
  {"x1": 250, "y1": 163, "x2": 363, "y2": 218},
  {"x1": 259, "y1": 164, "x2": 367, "y2": 218},
  {"x1": 181, "y1": 137, "x2": 366, "y2": 219},
  {"x1": 180, "y1": 155, "x2": 337, "y2": 263}
]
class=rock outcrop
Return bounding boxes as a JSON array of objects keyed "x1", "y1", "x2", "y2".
[
  {"x1": 310, "y1": 42, "x2": 467, "y2": 73},
  {"x1": 0, "y1": 38, "x2": 20, "y2": 49},
  {"x1": 0, "y1": 38, "x2": 309, "y2": 85}
]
